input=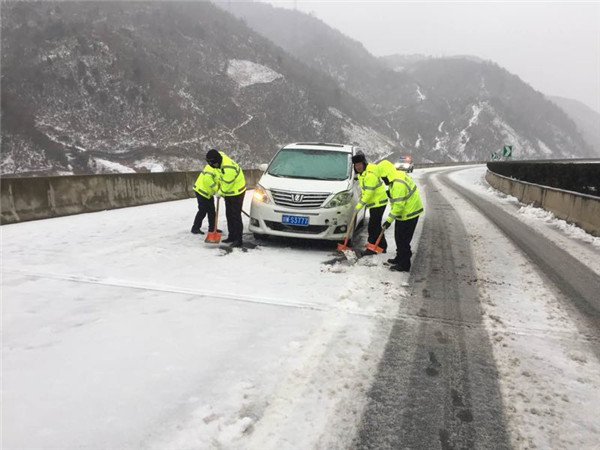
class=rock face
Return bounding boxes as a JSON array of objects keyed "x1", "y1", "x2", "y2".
[{"x1": 0, "y1": 1, "x2": 593, "y2": 176}]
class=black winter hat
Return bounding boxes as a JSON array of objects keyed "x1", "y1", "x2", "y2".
[
  {"x1": 352, "y1": 153, "x2": 367, "y2": 165},
  {"x1": 206, "y1": 149, "x2": 222, "y2": 164}
]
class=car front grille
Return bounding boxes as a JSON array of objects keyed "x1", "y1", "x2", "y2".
[
  {"x1": 269, "y1": 189, "x2": 330, "y2": 208},
  {"x1": 265, "y1": 221, "x2": 329, "y2": 234}
]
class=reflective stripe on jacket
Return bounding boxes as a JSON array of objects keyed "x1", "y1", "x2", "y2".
[
  {"x1": 193, "y1": 164, "x2": 219, "y2": 199},
  {"x1": 355, "y1": 163, "x2": 388, "y2": 210},
  {"x1": 217, "y1": 152, "x2": 246, "y2": 197},
  {"x1": 385, "y1": 169, "x2": 424, "y2": 223}
]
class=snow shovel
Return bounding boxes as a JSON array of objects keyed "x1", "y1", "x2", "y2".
[
  {"x1": 365, "y1": 228, "x2": 386, "y2": 253},
  {"x1": 337, "y1": 210, "x2": 358, "y2": 252},
  {"x1": 205, "y1": 197, "x2": 222, "y2": 244}
]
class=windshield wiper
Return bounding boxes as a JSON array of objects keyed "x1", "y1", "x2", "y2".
[{"x1": 279, "y1": 175, "x2": 332, "y2": 180}]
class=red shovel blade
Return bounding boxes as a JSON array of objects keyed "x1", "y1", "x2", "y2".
[
  {"x1": 365, "y1": 242, "x2": 384, "y2": 253},
  {"x1": 205, "y1": 230, "x2": 221, "y2": 244},
  {"x1": 337, "y1": 242, "x2": 352, "y2": 252}
]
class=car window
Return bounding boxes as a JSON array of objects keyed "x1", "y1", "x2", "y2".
[{"x1": 268, "y1": 149, "x2": 350, "y2": 180}]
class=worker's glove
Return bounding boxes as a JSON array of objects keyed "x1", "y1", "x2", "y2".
[{"x1": 382, "y1": 221, "x2": 391, "y2": 231}]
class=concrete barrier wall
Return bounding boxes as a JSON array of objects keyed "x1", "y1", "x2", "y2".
[
  {"x1": 0, "y1": 163, "x2": 482, "y2": 225},
  {"x1": 1, "y1": 169, "x2": 263, "y2": 225},
  {"x1": 485, "y1": 169, "x2": 600, "y2": 237}
]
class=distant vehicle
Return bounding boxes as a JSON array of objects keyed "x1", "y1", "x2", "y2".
[
  {"x1": 395, "y1": 156, "x2": 414, "y2": 173},
  {"x1": 249, "y1": 143, "x2": 366, "y2": 241}
]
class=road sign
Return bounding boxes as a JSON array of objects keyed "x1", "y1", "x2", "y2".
[{"x1": 502, "y1": 145, "x2": 513, "y2": 158}]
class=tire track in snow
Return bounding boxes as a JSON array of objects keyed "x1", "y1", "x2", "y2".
[
  {"x1": 354, "y1": 170, "x2": 511, "y2": 449},
  {"x1": 440, "y1": 170, "x2": 600, "y2": 355}
]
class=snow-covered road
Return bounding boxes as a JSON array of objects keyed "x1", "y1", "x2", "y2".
[
  {"x1": 2, "y1": 166, "x2": 599, "y2": 449},
  {"x1": 2, "y1": 188, "x2": 414, "y2": 450}
]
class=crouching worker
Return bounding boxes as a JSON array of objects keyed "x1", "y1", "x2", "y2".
[
  {"x1": 352, "y1": 152, "x2": 389, "y2": 254},
  {"x1": 191, "y1": 163, "x2": 219, "y2": 235},
  {"x1": 381, "y1": 167, "x2": 423, "y2": 272},
  {"x1": 206, "y1": 149, "x2": 246, "y2": 247}
]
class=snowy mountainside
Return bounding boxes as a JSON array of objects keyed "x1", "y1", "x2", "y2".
[
  {"x1": 549, "y1": 96, "x2": 600, "y2": 157},
  {"x1": 228, "y1": 1, "x2": 593, "y2": 162},
  {"x1": 0, "y1": 1, "x2": 396, "y2": 175}
]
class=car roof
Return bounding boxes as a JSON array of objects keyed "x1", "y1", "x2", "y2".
[{"x1": 282, "y1": 142, "x2": 355, "y2": 153}]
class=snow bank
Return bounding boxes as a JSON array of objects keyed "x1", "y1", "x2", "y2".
[{"x1": 449, "y1": 166, "x2": 600, "y2": 273}]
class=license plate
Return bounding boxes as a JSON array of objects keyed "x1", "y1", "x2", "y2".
[{"x1": 282, "y1": 215, "x2": 309, "y2": 226}]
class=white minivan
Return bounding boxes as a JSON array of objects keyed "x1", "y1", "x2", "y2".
[{"x1": 249, "y1": 142, "x2": 366, "y2": 241}]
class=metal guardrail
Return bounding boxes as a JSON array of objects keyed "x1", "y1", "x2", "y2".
[{"x1": 485, "y1": 166, "x2": 600, "y2": 237}]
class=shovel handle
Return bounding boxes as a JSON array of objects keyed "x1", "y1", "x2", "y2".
[
  {"x1": 212, "y1": 197, "x2": 220, "y2": 232},
  {"x1": 374, "y1": 227, "x2": 386, "y2": 246},
  {"x1": 341, "y1": 210, "x2": 359, "y2": 246}
]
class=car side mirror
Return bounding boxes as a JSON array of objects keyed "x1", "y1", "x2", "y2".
[{"x1": 258, "y1": 163, "x2": 268, "y2": 172}]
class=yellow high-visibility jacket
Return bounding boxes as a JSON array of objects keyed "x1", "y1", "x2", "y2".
[
  {"x1": 355, "y1": 163, "x2": 388, "y2": 210},
  {"x1": 385, "y1": 169, "x2": 424, "y2": 223},
  {"x1": 193, "y1": 164, "x2": 219, "y2": 199},
  {"x1": 217, "y1": 152, "x2": 246, "y2": 197},
  {"x1": 374, "y1": 160, "x2": 397, "y2": 180}
]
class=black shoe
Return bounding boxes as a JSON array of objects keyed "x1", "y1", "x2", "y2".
[
  {"x1": 387, "y1": 258, "x2": 399, "y2": 264},
  {"x1": 382, "y1": 248, "x2": 387, "y2": 254},
  {"x1": 229, "y1": 240, "x2": 243, "y2": 248},
  {"x1": 222, "y1": 237, "x2": 234, "y2": 243},
  {"x1": 191, "y1": 228, "x2": 203, "y2": 235},
  {"x1": 363, "y1": 249, "x2": 377, "y2": 256},
  {"x1": 390, "y1": 264, "x2": 410, "y2": 272}
]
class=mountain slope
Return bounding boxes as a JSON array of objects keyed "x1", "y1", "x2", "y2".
[
  {"x1": 549, "y1": 96, "x2": 600, "y2": 156},
  {"x1": 384, "y1": 57, "x2": 593, "y2": 161},
  {"x1": 1, "y1": 1, "x2": 397, "y2": 175},
  {"x1": 228, "y1": 2, "x2": 593, "y2": 162}
]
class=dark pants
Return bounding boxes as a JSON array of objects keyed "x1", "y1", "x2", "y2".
[
  {"x1": 367, "y1": 205, "x2": 388, "y2": 250},
  {"x1": 192, "y1": 193, "x2": 215, "y2": 232},
  {"x1": 393, "y1": 216, "x2": 419, "y2": 270},
  {"x1": 224, "y1": 191, "x2": 245, "y2": 242}
]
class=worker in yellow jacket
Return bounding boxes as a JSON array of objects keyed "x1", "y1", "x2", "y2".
[
  {"x1": 191, "y1": 163, "x2": 220, "y2": 235},
  {"x1": 352, "y1": 153, "x2": 389, "y2": 254},
  {"x1": 381, "y1": 167, "x2": 424, "y2": 272},
  {"x1": 206, "y1": 149, "x2": 246, "y2": 247}
]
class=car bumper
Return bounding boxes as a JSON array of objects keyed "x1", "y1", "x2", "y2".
[{"x1": 249, "y1": 200, "x2": 357, "y2": 240}]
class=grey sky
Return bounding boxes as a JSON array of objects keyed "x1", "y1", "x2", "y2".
[{"x1": 262, "y1": 1, "x2": 600, "y2": 113}]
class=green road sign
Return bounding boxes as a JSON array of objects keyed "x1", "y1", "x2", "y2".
[{"x1": 502, "y1": 145, "x2": 513, "y2": 157}]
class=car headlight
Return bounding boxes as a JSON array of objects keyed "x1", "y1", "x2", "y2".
[
  {"x1": 253, "y1": 184, "x2": 272, "y2": 204},
  {"x1": 324, "y1": 190, "x2": 353, "y2": 208}
]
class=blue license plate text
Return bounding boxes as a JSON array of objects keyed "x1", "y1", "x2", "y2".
[{"x1": 282, "y1": 215, "x2": 309, "y2": 226}]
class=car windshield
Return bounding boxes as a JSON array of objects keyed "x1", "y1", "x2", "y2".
[{"x1": 267, "y1": 148, "x2": 350, "y2": 180}]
